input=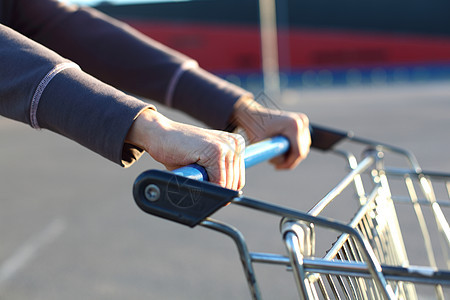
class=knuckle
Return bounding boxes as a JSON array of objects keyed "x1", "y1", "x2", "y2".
[
  {"x1": 232, "y1": 134, "x2": 246, "y2": 152},
  {"x1": 233, "y1": 133, "x2": 245, "y2": 143},
  {"x1": 298, "y1": 113, "x2": 309, "y2": 125},
  {"x1": 292, "y1": 114, "x2": 309, "y2": 131},
  {"x1": 218, "y1": 133, "x2": 236, "y2": 150}
]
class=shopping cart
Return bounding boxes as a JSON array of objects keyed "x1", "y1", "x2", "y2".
[{"x1": 133, "y1": 125, "x2": 450, "y2": 299}]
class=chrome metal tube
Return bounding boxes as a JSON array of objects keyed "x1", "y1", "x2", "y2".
[
  {"x1": 199, "y1": 219, "x2": 262, "y2": 300},
  {"x1": 308, "y1": 155, "x2": 376, "y2": 217}
]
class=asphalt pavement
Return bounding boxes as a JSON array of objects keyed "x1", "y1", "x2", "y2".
[{"x1": 1, "y1": 81, "x2": 449, "y2": 299}]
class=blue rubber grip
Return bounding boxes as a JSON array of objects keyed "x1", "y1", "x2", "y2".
[
  {"x1": 172, "y1": 163, "x2": 210, "y2": 181},
  {"x1": 244, "y1": 136, "x2": 290, "y2": 168},
  {"x1": 172, "y1": 136, "x2": 290, "y2": 181}
]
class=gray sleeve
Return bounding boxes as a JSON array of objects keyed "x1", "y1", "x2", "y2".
[
  {"x1": 172, "y1": 67, "x2": 252, "y2": 131},
  {"x1": 0, "y1": 24, "x2": 151, "y2": 167},
  {"x1": 4, "y1": 0, "x2": 251, "y2": 130}
]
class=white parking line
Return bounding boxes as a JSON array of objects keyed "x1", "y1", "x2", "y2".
[{"x1": 0, "y1": 218, "x2": 66, "y2": 288}]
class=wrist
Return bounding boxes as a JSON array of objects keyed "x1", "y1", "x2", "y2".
[
  {"x1": 125, "y1": 108, "x2": 167, "y2": 152},
  {"x1": 231, "y1": 96, "x2": 264, "y2": 129},
  {"x1": 231, "y1": 95, "x2": 277, "y2": 136}
]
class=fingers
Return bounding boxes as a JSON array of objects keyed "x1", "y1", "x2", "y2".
[
  {"x1": 204, "y1": 132, "x2": 246, "y2": 190},
  {"x1": 222, "y1": 136, "x2": 235, "y2": 189},
  {"x1": 226, "y1": 133, "x2": 245, "y2": 190},
  {"x1": 235, "y1": 134, "x2": 246, "y2": 190},
  {"x1": 274, "y1": 113, "x2": 311, "y2": 170}
]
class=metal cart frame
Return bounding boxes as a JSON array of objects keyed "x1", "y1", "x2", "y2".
[{"x1": 133, "y1": 125, "x2": 450, "y2": 299}]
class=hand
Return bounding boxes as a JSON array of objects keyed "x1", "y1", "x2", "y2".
[
  {"x1": 126, "y1": 109, "x2": 245, "y2": 190},
  {"x1": 231, "y1": 96, "x2": 311, "y2": 169}
]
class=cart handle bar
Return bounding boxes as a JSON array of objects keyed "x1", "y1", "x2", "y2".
[{"x1": 172, "y1": 124, "x2": 350, "y2": 181}]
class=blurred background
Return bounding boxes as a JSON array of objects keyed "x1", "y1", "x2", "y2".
[
  {"x1": 75, "y1": 0, "x2": 450, "y2": 94},
  {"x1": 1, "y1": 0, "x2": 449, "y2": 299}
]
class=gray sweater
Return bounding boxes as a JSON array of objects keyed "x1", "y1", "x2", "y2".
[{"x1": 0, "y1": 0, "x2": 249, "y2": 166}]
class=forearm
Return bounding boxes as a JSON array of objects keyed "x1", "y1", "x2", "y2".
[
  {"x1": 0, "y1": 24, "x2": 151, "y2": 167},
  {"x1": 6, "y1": 0, "x2": 250, "y2": 130},
  {"x1": 5, "y1": 0, "x2": 186, "y2": 102},
  {"x1": 172, "y1": 68, "x2": 251, "y2": 130},
  {"x1": 38, "y1": 67, "x2": 152, "y2": 167}
]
